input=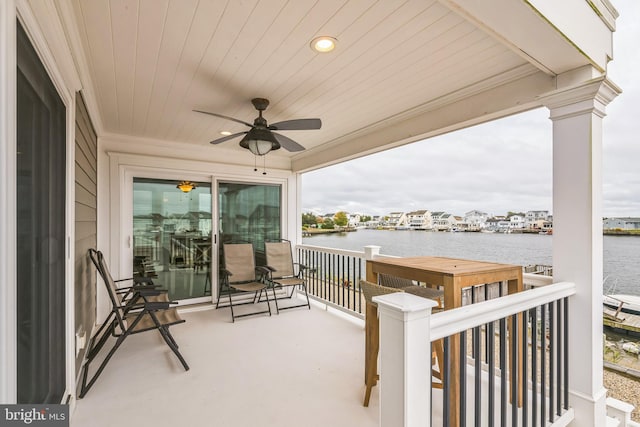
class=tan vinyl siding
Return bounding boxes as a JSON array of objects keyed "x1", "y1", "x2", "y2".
[{"x1": 74, "y1": 92, "x2": 97, "y2": 375}]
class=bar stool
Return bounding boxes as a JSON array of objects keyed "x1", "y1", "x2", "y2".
[{"x1": 360, "y1": 279, "x2": 443, "y2": 407}]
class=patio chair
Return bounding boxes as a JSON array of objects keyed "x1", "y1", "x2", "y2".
[
  {"x1": 361, "y1": 279, "x2": 402, "y2": 407},
  {"x1": 378, "y1": 274, "x2": 445, "y2": 388},
  {"x1": 79, "y1": 249, "x2": 189, "y2": 398},
  {"x1": 216, "y1": 243, "x2": 273, "y2": 322},
  {"x1": 360, "y1": 279, "x2": 443, "y2": 407},
  {"x1": 378, "y1": 273, "x2": 444, "y2": 308},
  {"x1": 263, "y1": 239, "x2": 314, "y2": 314}
]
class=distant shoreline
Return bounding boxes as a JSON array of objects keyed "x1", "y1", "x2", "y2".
[
  {"x1": 604, "y1": 230, "x2": 640, "y2": 236},
  {"x1": 303, "y1": 228, "x2": 640, "y2": 236}
]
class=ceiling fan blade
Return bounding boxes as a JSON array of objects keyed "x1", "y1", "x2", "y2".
[
  {"x1": 193, "y1": 109, "x2": 253, "y2": 128},
  {"x1": 272, "y1": 132, "x2": 305, "y2": 152},
  {"x1": 209, "y1": 131, "x2": 247, "y2": 145},
  {"x1": 269, "y1": 118, "x2": 321, "y2": 131}
]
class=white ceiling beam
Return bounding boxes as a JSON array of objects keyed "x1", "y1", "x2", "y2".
[
  {"x1": 292, "y1": 69, "x2": 554, "y2": 172},
  {"x1": 439, "y1": 0, "x2": 615, "y2": 75}
]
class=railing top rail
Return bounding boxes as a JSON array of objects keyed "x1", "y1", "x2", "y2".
[
  {"x1": 523, "y1": 272, "x2": 554, "y2": 287},
  {"x1": 296, "y1": 244, "x2": 366, "y2": 258},
  {"x1": 430, "y1": 281, "x2": 576, "y2": 340}
]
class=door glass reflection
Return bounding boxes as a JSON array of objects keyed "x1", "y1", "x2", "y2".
[{"x1": 133, "y1": 178, "x2": 212, "y2": 300}]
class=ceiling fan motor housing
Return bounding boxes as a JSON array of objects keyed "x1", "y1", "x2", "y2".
[{"x1": 251, "y1": 98, "x2": 270, "y2": 111}]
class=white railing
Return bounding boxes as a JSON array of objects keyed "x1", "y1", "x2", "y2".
[
  {"x1": 297, "y1": 244, "x2": 556, "y2": 318},
  {"x1": 429, "y1": 281, "x2": 575, "y2": 341},
  {"x1": 298, "y1": 243, "x2": 636, "y2": 426},
  {"x1": 374, "y1": 281, "x2": 577, "y2": 427}
]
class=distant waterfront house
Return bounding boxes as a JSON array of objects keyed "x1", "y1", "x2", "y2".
[
  {"x1": 432, "y1": 211, "x2": 457, "y2": 231},
  {"x1": 525, "y1": 210, "x2": 550, "y2": 229},
  {"x1": 486, "y1": 217, "x2": 510, "y2": 232},
  {"x1": 406, "y1": 210, "x2": 432, "y2": 230},
  {"x1": 509, "y1": 215, "x2": 525, "y2": 230},
  {"x1": 529, "y1": 219, "x2": 548, "y2": 230},
  {"x1": 387, "y1": 212, "x2": 408, "y2": 229},
  {"x1": 603, "y1": 217, "x2": 640, "y2": 230},
  {"x1": 464, "y1": 210, "x2": 488, "y2": 231},
  {"x1": 347, "y1": 213, "x2": 361, "y2": 227}
]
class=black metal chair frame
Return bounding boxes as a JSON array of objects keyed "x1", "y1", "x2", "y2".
[
  {"x1": 261, "y1": 239, "x2": 315, "y2": 313},
  {"x1": 79, "y1": 249, "x2": 189, "y2": 398}
]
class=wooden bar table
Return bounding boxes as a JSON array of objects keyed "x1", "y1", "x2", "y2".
[{"x1": 366, "y1": 256, "x2": 523, "y2": 427}]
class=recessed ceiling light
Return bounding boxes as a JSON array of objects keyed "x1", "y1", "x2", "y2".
[
  {"x1": 311, "y1": 36, "x2": 337, "y2": 53},
  {"x1": 220, "y1": 131, "x2": 232, "y2": 136}
]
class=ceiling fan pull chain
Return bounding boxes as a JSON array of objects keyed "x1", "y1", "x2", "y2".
[
  {"x1": 262, "y1": 155, "x2": 267, "y2": 175},
  {"x1": 254, "y1": 154, "x2": 258, "y2": 172}
]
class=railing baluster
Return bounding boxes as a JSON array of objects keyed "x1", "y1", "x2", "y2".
[
  {"x1": 563, "y1": 297, "x2": 569, "y2": 411},
  {"x1": 488, "y1": 321, "x2": 495, "y2": 427},
  {"x1": 500, "y1": 318, "x2": 507, "y2": 427},
  {"x1": 541, "y1": 304, "x2": 547, "y2": 425},
  {"x1": 341, "y1": 254, "x2": 345, "y2": 307},
  {"x1": 443, "y1": 336, "x2": 451, "y2": 427},
  {"x1": 320, "y1": 253, "x2": 329, "y2": 299},
  {"x1": 474, "y1": 326, "x2": 481, "y2": 427},
  {"x1": 510, "y1": 314, "x2": 518, "y2": 426},
  {"x1": 461, "y1": 330, "x2": 467, "y2": 427},
  {"x1": 331, "y1": 253, "x2": 335, "y2": 304},
  {"x1": 348, "y1": 256, "x2": 353, "y2": 311},
  {"x1": 556, "y1": 299, "x2": 562, "y2": 416},
  {"x1": 314, "y1": 250, "x2": 318, "y2": 296},
  {"x1": 549, "y1": 302, "x2": 555, "y2": 422},
  {"x1": 354, "y1": 261, "x2": 362, "y2": 313},
  {"x1": 522, "y1": 309, "x2": 528, "y2": 427},
  {"x1": 531, "y1": 307, "x2": 538, "y2": 427}
]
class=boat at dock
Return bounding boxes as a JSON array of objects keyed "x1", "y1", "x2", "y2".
[
  {"x1": 603, "y1": 294, "x2": 640, "y2": 336},
  {"x1": 604, "y1": 294, "x2": 640, "y2": 316}
]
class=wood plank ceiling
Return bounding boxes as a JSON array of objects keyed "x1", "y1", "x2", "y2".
[{"x1": 70, "y1": 0, "x2": 533, "y2": 157}]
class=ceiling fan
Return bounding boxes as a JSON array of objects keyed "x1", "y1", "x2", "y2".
[{"x1": 194, "y1": 98, "x2": 321, "y2": 156}]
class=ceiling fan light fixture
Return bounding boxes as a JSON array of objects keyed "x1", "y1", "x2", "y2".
[
  {"x1": 176, "y1": 181, "x2": 196, "y2": 193},
  {"x1": 247, "y1": 139, "x2": 273, "y2": 156},
  {"x1": 240, "y1": 128, "x2": 280, "y2": 156},
  {"x1": 311, "y1": 36, "x2": 337, "y2": 53}
]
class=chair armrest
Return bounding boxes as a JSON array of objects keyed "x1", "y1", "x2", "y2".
[
  {"x1": 142, "y1": 301, "x2": 172, "y2": 311},
  {"x1": 129, "y1": 300, "x2": 178, "y2": 311},
  {"x1": 295, "y1": 263, "x2": 316, "y2": 276},
  {"x1": 133, "y1": 277, "x2": 156, "y2": 285},
  {"x1": 136, "y1": 287, "x2": 166, "y2": 297}
]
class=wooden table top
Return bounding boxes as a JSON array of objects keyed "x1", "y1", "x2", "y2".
[{"x1": 369, "y1": 256, "x2": 520, "y2": 275}]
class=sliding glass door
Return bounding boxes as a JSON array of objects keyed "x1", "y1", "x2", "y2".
[
  {"x1": 218, "y1": 182, "x2": 281, "y2": 292},
  {"x1": 132, "y1": 178, "x2": 212, "y2": 301},
  {"x1": 130, "y1": 178, "x2": 281, "y2": 302},
  {"x1": 16, "y1": 22, "x2": 66, "y2": 403}
]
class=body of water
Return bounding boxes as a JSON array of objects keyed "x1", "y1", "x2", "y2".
[{"x1": 302, "y1": 229, "x2": 640, "y2": 296}]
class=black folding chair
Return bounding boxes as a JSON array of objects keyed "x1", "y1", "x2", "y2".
[{"x1": 79, "y1": 249, "x2": 189, "y2": 398}]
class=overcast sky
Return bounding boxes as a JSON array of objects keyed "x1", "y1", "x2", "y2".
[{"x1": 302, "y1": 1, "x2": 640, "y2": 218}]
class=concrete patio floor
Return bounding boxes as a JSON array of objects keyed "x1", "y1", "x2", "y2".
[{"x1": 71, "y1": 300, "x2": 379, "y2": 427}]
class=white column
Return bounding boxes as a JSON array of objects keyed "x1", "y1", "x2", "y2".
[
  {"x1": 0, "y1": 0, "x2": 17, "y2": 404},
  {"x1": 373, "y1": 292, "x2": 437, "y2": 427},
  {"x1": 541, "y1": 76, "x2": 620, "y2": 427}
]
